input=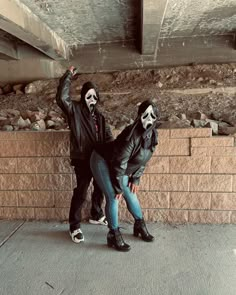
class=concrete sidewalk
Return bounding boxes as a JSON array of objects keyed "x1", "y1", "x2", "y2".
[{"x1": 0, "y1": 221, "x2": 235, "y2": 295}]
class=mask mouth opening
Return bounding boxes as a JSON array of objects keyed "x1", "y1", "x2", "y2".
[
  {"x1": 146, "y1": 123, "x2": 152, "y2": 129},
  {"x1": 89, "y1": 104, "x2": 95, "y2": 112}
]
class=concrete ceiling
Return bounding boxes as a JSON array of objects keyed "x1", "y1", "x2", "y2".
[{"x1": 0, "y1": 0, "x2": 235, "y2": 72}]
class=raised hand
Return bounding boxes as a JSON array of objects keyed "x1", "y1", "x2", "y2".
[{"x1": 69, "y1": 66, "x2": 79, "y2": 77}]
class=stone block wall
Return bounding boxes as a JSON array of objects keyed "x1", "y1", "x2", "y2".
[{"x1": 0, "y1": 128, "x2": 236, "y2": 224}]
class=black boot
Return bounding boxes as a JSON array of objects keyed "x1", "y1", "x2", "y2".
[
  {"x1": 134, "y1": 219, "x2": 154, "y2": 242},
  {"x1": 107, "y1": 228, "x2": 131, "y2": 252}
]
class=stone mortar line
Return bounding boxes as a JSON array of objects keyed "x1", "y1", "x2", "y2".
[{"x1": 0, "y1": 221, "x2": 25, "y2": 248}]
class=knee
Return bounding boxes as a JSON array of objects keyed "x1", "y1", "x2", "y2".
[{"x1": 73, "y1": 187, "x2": 87, "y2": 201}]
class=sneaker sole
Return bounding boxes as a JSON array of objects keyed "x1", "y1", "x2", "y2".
[
  {"x1": 89, "y1": 219, "x2": 108, "y2": 226},
  {"x1": 69, "y1": 233, "x2": 84, "y2": 243}
]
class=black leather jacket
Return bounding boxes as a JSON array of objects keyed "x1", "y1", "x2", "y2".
[
  {"x1": 56, "y1": 71, "x2": 113, "y2": 162},
  {"x1": 96, "y1": 123, "x2": 158, "y2": 194}
]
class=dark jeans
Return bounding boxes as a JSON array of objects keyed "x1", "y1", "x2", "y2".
[{"x1": 69, "y1": 160, "x2": 104, "y2": 231}]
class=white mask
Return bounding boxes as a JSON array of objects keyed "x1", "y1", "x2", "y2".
[
  {"x1": 141, "y1": 105, "x2": 157, "y2": 130},
  {"x1": 85, "y1": 89, "x2": 98, "y2": 112}
]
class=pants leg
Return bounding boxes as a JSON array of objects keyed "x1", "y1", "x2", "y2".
[
  {"x1": 90, "y1": 178, "x2": 105, "y2": 220},
  {"x1": 69, "y1": 163, "x2": 92, "y2": 231},
  {"x1": 90, "y1": 151, "x2": 119, "y2": 230},
  {"x1": 121, "y1": 175, "x2": 143, "y2": 220}
]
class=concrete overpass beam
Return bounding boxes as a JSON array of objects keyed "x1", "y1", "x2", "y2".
[
  {"x1": 0, "y1": 0, "x2": 69, "y2": 60},
  {"x1": 141, "y1": 0, "x2": 168, "y2": 55},
  {"x1": 0, "y1": 38, "x2": 18, "y2": 60}
]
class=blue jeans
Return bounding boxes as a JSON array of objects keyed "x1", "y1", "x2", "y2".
[{"x1": 90, "y1": 151, "x2": 143, "y2": 230}]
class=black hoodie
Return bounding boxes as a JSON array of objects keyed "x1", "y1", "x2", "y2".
[{"x1": 56, "y1": 70, "x2": 113, "y2": 162}]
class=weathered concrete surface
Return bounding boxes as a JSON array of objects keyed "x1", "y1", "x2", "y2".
[
  {"x1": 19, "y1": 0, "x2": 236, "y2": 47},
  {"x1": 65, "y1": 36, "x2": 236, "y2": 73},
  {"x1": 0, "y1": 0, "x2": 69, "y2": 59},
  {"x1": 141, "y1": 0, "x2": 168, "y2": 55},
  {"x1": 20, "y1": 0, "x2": 138, "y2": 46},
  {"x1": 0, "y1": 38, "x2": 18, "y2": 60},
  {"x1": 0, "y1": 57, "x2": 65, "y2": 83},
  {"x1": 160, "y1": 0, "x2": 236, "y2": 37},
  {"x1": 0, "y1": 221, "x2": 235, "y2": 295}
]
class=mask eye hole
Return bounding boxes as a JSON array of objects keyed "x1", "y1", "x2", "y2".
[
  {"x1": 93, "y1": 95, "x2": 98, "y2": 101},
  {"x1": 142, "y1": 113, "x2": 148, "y2": 119},
  {"x1": 151, "y1": 113, "x2": 156, "y2": 120},
  {"x1": 86, "y1": 95, "x2": 92, "y2": 100}
]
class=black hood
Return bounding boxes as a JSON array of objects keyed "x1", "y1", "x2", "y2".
[
  {"x1": 125, "y1": 99, "x2": 159, "y2": 149},
  {"x1": 138, "y1": 99, "x2": 159, "y2": 119},
  {"x1": 80, "y1": 81, "x2": 100, "y2": 103}
]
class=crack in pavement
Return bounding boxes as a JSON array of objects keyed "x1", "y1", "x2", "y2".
[{"x1": 0, "y1": 221, "x2": 25, "y2": 248}]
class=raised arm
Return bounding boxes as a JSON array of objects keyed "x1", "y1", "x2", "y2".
[{"x1": 56, "y1": 66, "x2": 77, "y2": 115}]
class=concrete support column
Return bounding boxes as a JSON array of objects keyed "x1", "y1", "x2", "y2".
[{"x1": 141, "y1": 0, "x2": 168, "y2": 55}]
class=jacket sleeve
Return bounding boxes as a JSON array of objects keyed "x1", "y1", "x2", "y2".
[
  {"x1": 56, "y1": 70, "x2": 73, "y2": 116},
  {"x1": 105, "y1": 123, "x2": 114, "y2": 142},
  {"x1": 129, "y1": 166, "x2": 146, "y2": 185},
  {"x1": 110, "y1": 138, "x2": 135, "y2": 194}
]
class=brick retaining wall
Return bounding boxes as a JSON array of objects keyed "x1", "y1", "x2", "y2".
[{"x1": 0, "y1": 129, "x2": 236, "y2": 224}]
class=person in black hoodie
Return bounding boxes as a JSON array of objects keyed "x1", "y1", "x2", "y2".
[
  {"x1": 90, "y1": 99, "x2": 159, "y2": 251},
  {"x1": 56, "y1": 66, "x2": 113, "y2": 243}
]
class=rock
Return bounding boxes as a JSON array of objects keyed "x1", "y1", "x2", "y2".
[
  {"x1": 129, "y1": 119, "x2": 134, "y2": 124},
  {"x1": 28, "y1": 111, "x2": 47, "y2": 122},
  {"x1": 24, "y1": 80, "x2": 57, "y2": 94},
  {"x1": 209, "y1": 79, "x2": 217, "y2": 85},
  {"x1": 37, "y1": 119, "x2": 46, "y2": 130},
  {"x1": 30, "y1": 123, "x2": 40, "y2": 131},
  {"x1": 46, "y1": 120, "x2": 56, "y2": 128},
  {"x1": 220, "y1": 114, "x2": 236, "y2": 126},
  {"x1": 47, "y1": 110, "x2": 61, "y2": 119},
  {"x1": 13, "y1": 84, "x2": 24, "y2": 92},
  {"x1": 178, "y1": 113, "x2": 187, "y2": 120},
  {"x1": 191, "y1": 119, "x2": 206, "y2": 128},
  {"x1": 205, "y1": 121, "x2": 218, "y2": 135},
  {"x1": 115, "y1": 122, "x2": 126, "y2": 130},
  {"x1": 211, "y1": 111, "x2": 222, "y2": 121},
  {"x1": 0, "y1": 117, "x2": 11, "y2": 126},
  {"x1": 218, "y1": 126, "x2": 236, "y2": 135},
  {"x1": 24, "y1": 119, "x2": 31, "y2": 128},
  {"x1": 218, "y1": 121, "x2": 231, "y2": 129},
  {"x1": 0, "y1": 110, "x2": 8, "y2": 117},
  {"x1": 168, "y1": 115, "x2": 180, "y2": 122},
  {"x1": 157, "y1": 81, "x2": 163, "y2": 88},
  {"x1": 3, "y1": 84, "x2": 12, "y2": 94},
  {"x1": 15, "y1": 90, "x2": 24, "y2": 95},
  {"x1": 1, "y1": 125, "x2": 14, "y2": 131},
  {"x1": 189, "y1": 111, "x2": 208, "y2": 120},
  {"x1": 5, "y1": 109, "x2": 20, "y2": 117},
  {"x1": 24, "y1": 83, "x2": 37, "y2": 94},
  {"x1": 30, "y1": 119, "x2": 46, "y2": 131},
  {"x1": 159, "y1": 120, "x2": 191, "y2": 129},
  {"x1": 10, "y1": 116, "x2": 26, "y2": 129},
  {"x1": 197, "y1": 77, "x2": 204, "y2": 82},
  {"x1": 20, "y1": 110, "x2": 33, "y2": 120},
  {"x1": 50, "y1": 116, "x2": 65, "y2": 124}
]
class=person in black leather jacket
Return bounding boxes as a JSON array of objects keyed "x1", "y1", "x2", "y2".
[
  {"x1": 90, "y1": 100, "x2": 159, "y2": 251},
  {"x1": 56, "y1": 66, "x2": 113, "y2": 243}
]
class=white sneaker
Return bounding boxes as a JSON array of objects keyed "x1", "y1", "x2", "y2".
[
  {"x1": 89, "y1": 216, "x2": 108, "y2": 226},
  {"x1": 70, "y1": 228, "x2": 84, "y2": 243}
]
